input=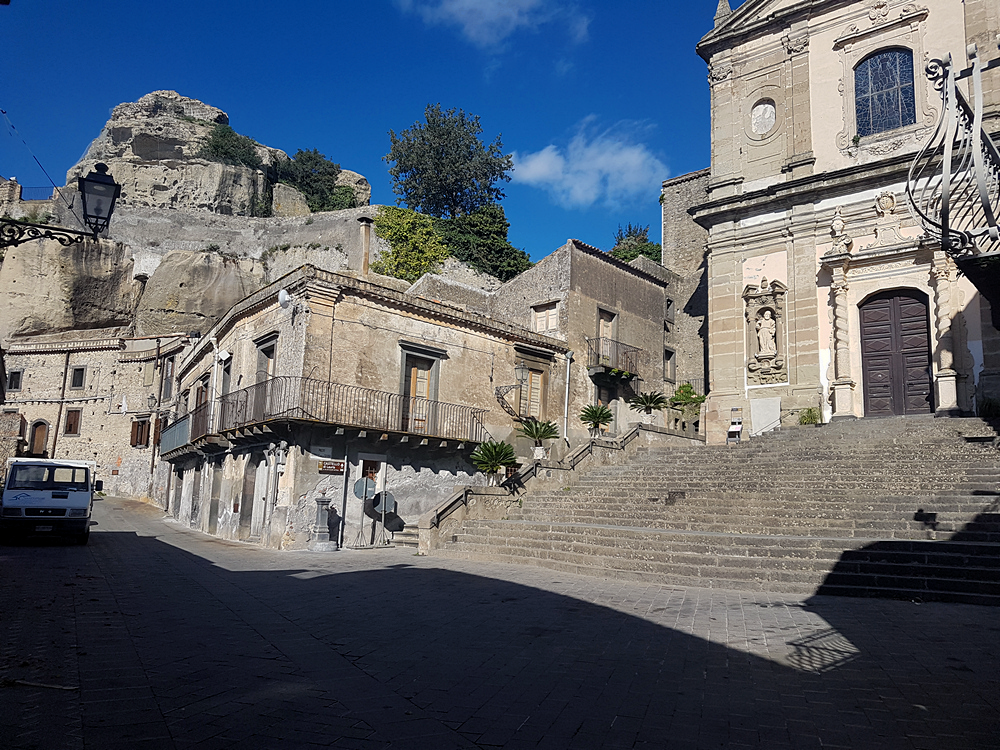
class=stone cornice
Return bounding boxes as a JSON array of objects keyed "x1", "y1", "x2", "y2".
[
  {"x1": 690, "y1": 151, "x2": 917, "y2": 229},
  {"x1": 697, "y1": 0, "x2": 859, "y2": 61}
]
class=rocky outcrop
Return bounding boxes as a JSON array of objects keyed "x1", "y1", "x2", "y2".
[
  {"x1": 136, "y1": 250, "x2": 262, "y2": 336},
  {"x1": 67, "y1": 91, "x2": 284, "y2": 217},
  {"x1": 0, "y1": 237, "x2": 138, "y2": 341},
  {"x1": 335, "y1": 169, "x2": 371, "y2": 207},
  {"x1": 271, "y1": 184, "x2": 311, "y2": 217}
]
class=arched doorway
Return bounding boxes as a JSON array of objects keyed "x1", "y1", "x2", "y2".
[{"x1": 859, "y1": 289, "x2": 934, "y2": 416}]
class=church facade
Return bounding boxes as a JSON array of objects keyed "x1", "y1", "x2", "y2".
[{"x1": 687, "y1": 0, "x2": 1000, "y2": 444}]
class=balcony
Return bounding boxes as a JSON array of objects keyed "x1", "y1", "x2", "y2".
[
  {"x1": 217, "y1": 376, "x2": 488, "y2": 444},
  {"x1": 159, "y1": 414, "x2": 190, "y2": 455},
  {"x1": 159, "y1": 401, "x2": 229, "y2": 460},
  {"x1": 587, "y1": 337, "x2": 642, "y2": 380}
]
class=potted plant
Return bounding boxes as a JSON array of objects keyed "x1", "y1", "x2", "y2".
[
  {"x1": 580, "y1": 403, "x2": 613, "y2": 437},
  {"x1": 798, "y1": 407, "x2": 821, "y2": 426},
  {"x1": 628, "y1": 391, "x2": 669, "y2": 423},
  {"x1": 516, "y1": 418, "x2": 560, "y2": 459},
  {"x1": 470, "y1": 440, "x2": 518, "y2": 486}
]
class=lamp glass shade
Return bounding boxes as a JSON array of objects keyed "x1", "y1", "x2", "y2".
[
  {"x1": 78, "y1": 163, "x2": 121, "y2": 236},
  {"x1": 514, "y1": 361, "x2": 529, "y2": 383}
]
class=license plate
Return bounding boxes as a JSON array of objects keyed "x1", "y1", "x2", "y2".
[{"x1": 35, "y1": 525, "x2": 53, "y2": 532}]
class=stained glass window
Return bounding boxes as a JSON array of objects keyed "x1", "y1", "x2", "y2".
[{"x1": 855, "y1": 49, "x2": 916, "y2": 138}]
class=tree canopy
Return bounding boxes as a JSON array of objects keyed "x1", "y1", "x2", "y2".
[
  {"x1": 435, "y1": 204, "x2": 532, "y2": 281},
  {"x1": 384, "y1": 104, "x2": 513, "y2": 219},
  {"x1": 199, "y1": 124, "x2": 262, "y2": 170},
  {"x1": 276, "y1": 149, "x2": 355, "y2": 212},
  {"x1": 609, "y1": 223, "x2": 662, "y2": 264}
]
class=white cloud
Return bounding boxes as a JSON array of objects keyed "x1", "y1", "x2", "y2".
[
  {"x1": 512, "y1": 122, "x2": 668, "y2": 209},
  {"x1": 396, "y1": 0, "x2": 589, "y2": 48}
]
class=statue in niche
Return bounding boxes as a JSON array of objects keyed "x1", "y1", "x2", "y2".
[{"x1": 756, "y1": 310, "x2": 777, "y2": 356}]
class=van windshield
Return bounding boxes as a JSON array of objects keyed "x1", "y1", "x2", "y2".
[{"x1": 7, "y1": 465, "x2": 90, "y2": 491}]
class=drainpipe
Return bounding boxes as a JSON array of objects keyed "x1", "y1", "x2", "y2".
[
  {"x1": 209, "y1": 337, "x2": 220, "y2": 433},
  {"x1": 51, "y1": 352, "x2": 71, "y2": 458},
  {"x1": 563, "y1": 350, "x2": 574, "y2": 446}
]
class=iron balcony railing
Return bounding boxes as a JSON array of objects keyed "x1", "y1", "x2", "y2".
[
  {"x1": 587, "y1": 337, "x2": 642, "y2": 374},
  {"x1": 218, "y1": 376, "x2": 488, "y2": 443},
  {"x1": 159, "y1": 414, "x2": 191, "y2": 454}
]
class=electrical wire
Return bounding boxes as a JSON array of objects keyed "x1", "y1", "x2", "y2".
[{"x1": 1, "y1": 107, "x2": 87, "y2": 231}]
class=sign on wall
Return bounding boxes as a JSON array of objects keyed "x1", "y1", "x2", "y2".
[{"x1": 318, "y1": 460, "x2": 345, "y2": 475}]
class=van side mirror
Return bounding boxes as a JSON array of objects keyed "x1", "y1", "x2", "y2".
[{"x1": 94, "y1": 480, "x2": 104, "y2": 492}]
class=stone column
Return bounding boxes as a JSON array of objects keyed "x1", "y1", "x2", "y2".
[
  {"x1": 829, "y1": 273, "x2": 856, "y2": 418},
  {"x1": 932, "y1": 251, "x2": 960, "y2": 416}
]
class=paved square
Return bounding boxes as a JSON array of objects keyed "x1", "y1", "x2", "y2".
[{"x1": 1, "y1": 499, "x2": 997, "y2": 749}]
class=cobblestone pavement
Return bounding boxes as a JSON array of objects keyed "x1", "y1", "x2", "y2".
[{"x1": 1, "y1": 499, "x2": 998, "y2": 750}]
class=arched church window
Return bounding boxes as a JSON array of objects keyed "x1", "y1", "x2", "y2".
[{"x1": 854, "y1": 48, "x2": 916, "y2": 138}]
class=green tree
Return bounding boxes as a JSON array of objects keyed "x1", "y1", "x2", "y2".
[
  {"x1": 199, "y1": 124, "x2": 262, "y2": 170},
  {"x1": 609, "y1": 223, "x2": 662, "y2": 264},
  {"x1": 435, "y1": 204, "x2": 532, "y2": 281},
  {"x1": 371, "y1": 206, "x2": 450, "y2": 283},
  {"x1": 276, "y1": 149, "x2": 354, "y2": 212},
  {"x1": 385, "y1": 104, "x2": 513, "y2": 219}
]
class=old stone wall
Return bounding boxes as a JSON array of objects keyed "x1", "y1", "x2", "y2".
[{"x1": 661, "y1": 169, "x2": 710, "y2": 387}]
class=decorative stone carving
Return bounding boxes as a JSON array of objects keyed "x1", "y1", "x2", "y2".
[
  {"x1": 869, "y1": 0, "x2": 890, "y2": 22},
  {"x1": 826, "y1": 207, "x2": 855, "y2": 256},
  {"x1": 864, "y1": 191, "x2": 909, "y2": 247},
  {"x1": 708, "y1": 63, "x2": 733, "y2": 83},
  {"x1": 782, "y1": 33, "x2": 809, "y2": 55},
  {"x1": 743, "y1": 278, "x2": 788, "y2": 385}
]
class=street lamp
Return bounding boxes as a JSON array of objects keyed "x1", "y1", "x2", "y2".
[
  {"x1": 496, "y1": 360, "x2": 530, "y2": 421},
  {"x1": 79, "y1": 163, "x2": 122, "y2": 236},
  {"x1": 0, "y1": 162, "x2": 122, "y2": 248}
]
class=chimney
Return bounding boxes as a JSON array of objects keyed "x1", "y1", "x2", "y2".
[{"x1": 357, "y1": 216, "x2": 373, "y2": 276}]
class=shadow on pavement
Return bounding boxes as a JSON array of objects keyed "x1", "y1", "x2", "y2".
[{"x1": 1, "y1": 525, "x2": 998, "y2": 749}]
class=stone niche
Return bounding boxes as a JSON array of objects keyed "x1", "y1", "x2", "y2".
[{"x1": 743, "y1": 278, "x2": 788, "y2": 385}]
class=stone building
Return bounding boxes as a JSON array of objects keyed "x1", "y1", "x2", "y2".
[
  {"x1": 410, "y1": 238, "x2": 696, "y2": 440},
  {"x1": 157, "y1": 265, "x2": 568, "y2": 550},
  {"x1": 686, "y1": 0, "x2": 1000, "y2": 443},
  {"x1": 1, "y1": 333, "x2": 188, "y2": 498}
]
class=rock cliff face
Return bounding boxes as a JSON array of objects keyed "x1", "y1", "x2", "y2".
[
  {"x1": 67, "y1": 91, "x2": 280, "y2": 217},
  {"x1": 0, "y1": 91, "x2": 499, "y2": 344}
]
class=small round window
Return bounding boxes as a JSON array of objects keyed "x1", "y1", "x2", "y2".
[{"x1": 751, "y1": 99, "x2": 776, "y2": 135}]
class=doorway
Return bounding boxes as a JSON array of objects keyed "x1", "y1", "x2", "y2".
[{"x1": 860, "y1": 290, "x2": 933, "y2": 416}]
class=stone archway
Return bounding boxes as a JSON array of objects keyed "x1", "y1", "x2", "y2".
[{"x1": 859, "y1": 290, "x2": 934, "y2": 416}]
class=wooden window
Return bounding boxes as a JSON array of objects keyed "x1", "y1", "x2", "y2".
[
  {"x1": 522, "y1": 369, "x2": 544, "y2": 419},
  {"x1": 64, "y1": 409, "x2": 82, "y2": 436},
  {"x1": 7, "y1": 370, "x2": 22, "y2": 392},
  {"x1": 69, "y1": 367, "x2": 86, "y2": 390},
  {"x1": 131, "y1": 419, "x2": 150, "y2": 448},
  {"x1": 598, "y1": 309, "x2": 616, "y2": 339},
  {"x1": 532, "y1": 302, "x2": 558, "y2": 333},
  {"x1": 663, "y1": 349, "x2": 676, "y2": 383},
  {"x1": 257, "y1": 337, "x2": 278, "y2": 383},
  {"x1": 403, "y1": 355, "x2": 434, "y2": 432},
  {"x1": 161, "y1": 356, "x2": 174, "y2": 401}
]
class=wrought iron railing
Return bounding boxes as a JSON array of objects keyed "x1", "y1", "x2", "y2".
[
  {"x1": 190, "y1": 401, "x2": 212, "y2": 443},
  {"x1": 587, "y1": 337, "x2": 642, "y2": 373},
  {"x1": 159, "y1": 414, "x2": 191, "y2": 454},
  {"x1": 218, "y1": 376, "x2": 488, "y2": 443}
]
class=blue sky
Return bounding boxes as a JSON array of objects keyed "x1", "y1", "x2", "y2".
[{"x1": 1, "y1": 1, "x2": 742, "y2": 261}]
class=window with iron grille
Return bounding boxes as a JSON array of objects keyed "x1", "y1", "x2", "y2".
[{"x1": 855, "y1": 49, "x2": 915, "y2": 138}]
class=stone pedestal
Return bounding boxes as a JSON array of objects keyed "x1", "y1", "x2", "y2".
[
  {"x1": 308, "y1": 496, "x2": 339, "y2": 551},
  {"x1": 830, "y1": 379, "x2": 856, "y2": 419},
  {"x1": 935, "y1": 369, "x2": 962, "y2": 417}
]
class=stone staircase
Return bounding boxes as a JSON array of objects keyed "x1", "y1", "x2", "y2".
[{"x1": 435, "y1": 416, "x2": 1000, "y2": 605}]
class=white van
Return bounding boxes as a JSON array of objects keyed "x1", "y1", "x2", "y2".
[{"x1": 0, "y1": 458, "x2": 103, "y2": 545}]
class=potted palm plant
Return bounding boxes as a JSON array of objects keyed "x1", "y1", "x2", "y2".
[
  {"x1": 516, "y1": 418, "x2": 560, "y2": 459},
  {"x1": 628, "y1": 391, "x2": 668, "y2": 424},
  {"x1": 470, "y1": 440, "x2": 518, "y2": 486},
  {"x1": 580, "y1": 403, "x2": 613, "y2": 437}
]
